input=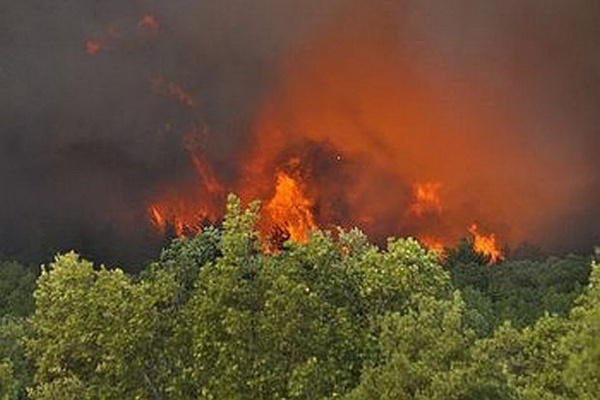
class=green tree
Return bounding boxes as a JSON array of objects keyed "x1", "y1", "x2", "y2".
[
  {"x1": 1, "y1": 359, "x2": 18, "y2": 400},
  {"x1": 0, "y1": 261, "x2": 36, "y2": 318},
  {"x1": 26, "y1": 252, "x2": 178, "y2": 399},
  {"x1": 25, "y1": 193, "x2": 596, "y2": 399},
  {"x1": 346, "y1": 292, "x2": 476, "y2": 399},
  {"x1": 562, "y1": 261, "x2": 600, "y2": 399},
  {"x1": 0, "y1": 317, "x2": 32, "y2": 399},
  {"x1": 181, "y1": 197, "x2": 367, "y2": 398},
  {"x1": 469, "y1": 316, "x2": 573, "y2": 399}
]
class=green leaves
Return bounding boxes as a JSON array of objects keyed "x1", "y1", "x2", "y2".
[
  {"x1": 27, "y1": 252, "x2": 179, "y2": 399},
  {"x1": 13, "y1": 195, "x2": 599, "y2": 399},
  {"x1": 0, "y1": 261, "x2": 36, "y2": 318},
  {"x1": 348, "y1": 292, "x2": 475, "y2": 400},
  {"x1": 562, "y1": 262, "x2": 600, "y2": 399}
]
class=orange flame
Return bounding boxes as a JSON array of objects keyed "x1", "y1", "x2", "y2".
[
  {"x1": 148, "y1": 198, "x2": 211, "y2": 237},
  {"x1": 418, "y1": 236, "x2": 445, "y2": 253},
  {"x1": 149, "y1": 205, "x2": 166, "y2": 232},
  {"x1": 469, "y1": 223, "x2": 503, "y2": 263},
  {"x1": 147, "y1": 155, "x2": 224, "y2": 237},
  {"x1": 410, "y1": 182, "x2": 442, "y2": 216},
  {"x1": 140, "y1": 3, "x2": 520, "y2": 252},
  {"x1": 263, "y1": 171, "x2": 317, "y2": 243}
]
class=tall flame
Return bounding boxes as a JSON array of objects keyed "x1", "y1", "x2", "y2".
[
  {"x1": 469, "y1": 223, "x2": 503, "y2": 263},
  {"x1": 263, "y1": 171, "x2": 317, "y2": 243}
]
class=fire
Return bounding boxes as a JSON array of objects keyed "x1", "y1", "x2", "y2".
[
  {"x1": 418, "y1": 236, "x2": 445, "y2": 253},
  {"x1": 149, "y1": 205, "x2": 166, "y2": 231},
  {"x1": 147, "y1": 153, "x2": 224, "y2": 237},
  {"x1": 132, "y1": 2, "x2": 517, "y2": 255},
  {"x1": 148, "y1": 197, "x2": 213, "y2": 237},
  {"x1": 263, "y1": 170, "x2": 317, "y2": 243},
  {"x1": 410, "y1": 182, "x2": 442, "y2": 216},
  {"x1": 469, "y1": 223, "x2": 503, "y2": 263}
]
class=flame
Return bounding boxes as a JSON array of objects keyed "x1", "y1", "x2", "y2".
[
  {"x1": 418, "y1": 236, "x2": 445, "y2": 253},
  {"x1": 263, "y1": 170, "x2": 317, "y2": 243},
  {"x1": 137, "y1": 2, "x2": 528, "y2": 254},
  {"x1": 148, "y1": 197, "x2": 212, "y2": 237},
  {"x1": 469, "y1": 223, "x2": 503, "y2": 263},
  {"x1": 147, "y1": 154, "x2": 224, "y2": 237},
  {"x1": 149, "y1": 205, "x2": 166, "y2": 232},
  {"x1": 410, "y1": 182, "x2": 442, "y2": 216}
]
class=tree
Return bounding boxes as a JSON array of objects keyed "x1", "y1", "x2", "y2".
[
  {"x1": 23, "y1": 193, "x2": 596, "y2": 399},
  {"x1": 0, "y1": 316, "x2": 32, "y2": 399},
  {"x1": 1, "y1": 359, "x2": 18, "y2": 400},
  {"x1": 26, "y1": 252, "x2": 178, "y2": 399},
  {"x1": 0, "y1": 261, "x2": 36, "y2": 318},
  {"x1": 180, "y1": 197, "x2": 367, "y2": 398},
  {"x1": 562, "y1": 261, "x2": 600, "y2": 399},
  {"x1": 346, "y1": 292, "x2": 478, "y2": 399}
]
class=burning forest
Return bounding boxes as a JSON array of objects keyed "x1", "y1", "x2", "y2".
[{"x1": 1, "y1": 1, "x2": 599, "y2": 266}]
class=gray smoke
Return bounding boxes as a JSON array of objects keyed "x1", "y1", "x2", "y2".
[{"x1": 0, "y1": 0, "x2": 597, "y2": 266}]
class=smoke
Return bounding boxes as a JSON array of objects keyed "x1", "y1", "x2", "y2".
[{"x1": 1, "y1": 0, "x2": 598, "y2": 266}]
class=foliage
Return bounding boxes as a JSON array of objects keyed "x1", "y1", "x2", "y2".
[
  {"x1": 1, "y1": 359, "x2": 18, "y2": 400},
  {"x1": 346, "y1": 292, "x2": 476, "y2": 399},
  {"x1": 0, "y1": 194, "x2": 596, "y2": 398},
  {"x1": 26, "y1": 252, "x2": 179, "y2": 399},
  {"x1": 0, "y1": 262, "x2": 36, "y2": 318},
  {"x1": 446, "y1": 253, "x2": 591, "y2": 330},
  {"x1": 0, "y1": 317, "x2": 32, "y2": 399},
  {"x1": 562, "y1": 262, "x2": 600, "y2": 399}
]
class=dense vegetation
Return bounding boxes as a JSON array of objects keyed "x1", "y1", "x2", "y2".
[{"x1": 0, "y1": 195, "x2": 598, "y2": 399}]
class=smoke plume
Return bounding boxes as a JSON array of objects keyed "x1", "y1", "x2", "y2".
[{"x1": 1, "y1": 0, "x2": 598, "y2": 266}]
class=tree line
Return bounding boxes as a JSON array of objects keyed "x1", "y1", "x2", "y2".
[{"x1": 0, "y1": 195, "x2": 598, "y2": 399}]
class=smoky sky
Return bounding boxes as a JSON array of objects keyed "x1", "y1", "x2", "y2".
[{"x1": 1, "y1": 0, "x2": 598, "y2": 266}]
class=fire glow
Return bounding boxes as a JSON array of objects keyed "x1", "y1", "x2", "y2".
[
  {"x1": 469, "y1": 224, "x2": 503, "y2": 263},
  {"x1": 263, "y1": 170, "x2": 317, "y2": 244},
  {"x1": 0, "y1": 0, "x2": 594, "y2": 268},
  {"x1": 140, "y1": 4, "x2": 511, "y2": 260}
]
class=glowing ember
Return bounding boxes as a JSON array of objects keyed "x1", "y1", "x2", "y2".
[
  {"x1": 167, "y1": 83, "x2": 196, "y2": 108},
  {"x1": 150, "y1": 75, "x2": 197, "y2": 108},
  {"x1": 264, "y1": 171, "x2": 317, "y2": 243},
  {"x1": 410, "y1": 182, "x2": 442, "y2": 216},
  {"x1": 469, "y1": 223, "x2": 503, "y2": 263},
  {"x1": 418, "y1": 236, "x2": 445, "y2": 253},
  {"x1": 84, "y1": 38, "x2": 102, "y2": 55},
  {"x1": 139, "y1": 14, "x2": 159, "y2": 32}
]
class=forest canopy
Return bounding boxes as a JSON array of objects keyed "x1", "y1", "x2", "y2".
[{"x1": 0, "y1": 195, "x2": 598, "y2": 399}]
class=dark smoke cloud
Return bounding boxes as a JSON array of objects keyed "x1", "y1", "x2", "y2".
[
  {"x1": 400, "y1": 0, "x2": 600, "y2": 251},
  {"x1": 0, "y1": 0, "x2": 348, "y2": 266},
  {"x1": 1, "y1": 0, "x2": 598, "y2": 267}
]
